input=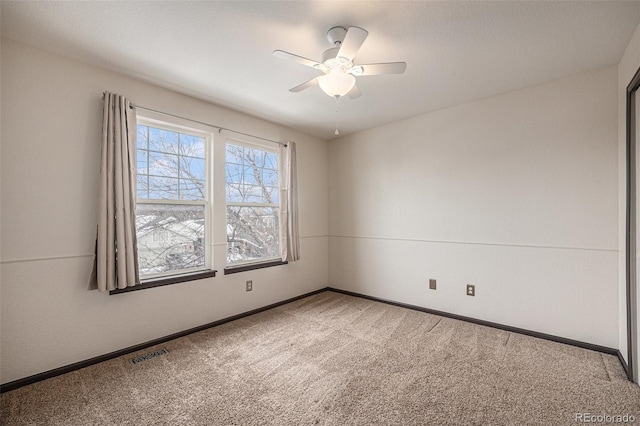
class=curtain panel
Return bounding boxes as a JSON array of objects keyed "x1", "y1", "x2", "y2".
[
  {"x1": 279, "y1": 141, "x2": 301, "y2": 262},
  {"x1": 89, "y1": 92, "x2": 139, "y2": 291}
]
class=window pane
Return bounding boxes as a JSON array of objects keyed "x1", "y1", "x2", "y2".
[
  {"x1": 137, "y1": 175, "x2": 149, "y2": 199},
  {"x1": 247, "y1": 148, "x2": 265, "y2": 168},
  {"x1": 179, "y1": 157, "x2": 205, "y2": 181},
  {"x1": 225, "y1": 145, "x2": 278, "y2": 187},
  {"x1": 148, "y1": 176, "x2": 179, "y2": 199},
  {"x1": 137, "y1": 150, "x2": 148, "y2": 175},
  {"x1": 138, "y1": 125, "x2": 208, "y2": 203},
  {"x1": 149, "y1": 151, "x2": 179, "y2": 177},
  {"x1": 263, "y1": 169, "x2": 278, "y2": 187},
  {"x1": 243, "y1": 185, "x2": 265, "y2": 203},
  {"x1": 226, "y1": 163, "x2": 242, "y2": 184},
  {"x1": 243, "y1": 147, "x2": 258, "y2": 167},
  {"x1": 180, "y1": 134, "x2": 205, "y2": 158},
  {"x1": 180, "y1": 179, "x2": 205, "y2": 201},
  {"x1": 137, "y1": 125, "x2": 149, "y2": 149},
  {"x1": 149, "y1": 127, "x2": 179, "y2": 154},
  {"x1": 225, "y1": 183, "x2": 244, "y2": 203},
  {"x1": 226, "y1": 181, "x2": 277, "y2": 204},
  {"x1": 227, "y1": 206, "x2": 279, "y2": 264},
  {"x1": 264, "y1": 152, "x2": 278, "y2": 170},
  {"x1": 250, "y1": 185, "x2": 277, "y2": 204},
  {"x1": 243, "y1": 166, "x2": 258, "y2": 184},
  {"x1": 137, "y1": 203, "x2": 205, "y2": 276},
  {"x1": 265, "y1": 186, "x2": 279, "y2": 204},
  {"x1": 226, "y1": 144, "x2": 243, "y2": 164}
]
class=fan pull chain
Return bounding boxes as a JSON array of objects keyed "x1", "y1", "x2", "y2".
[{"x1": 334, "y1": 96, "x2": 340, "y2": 136}]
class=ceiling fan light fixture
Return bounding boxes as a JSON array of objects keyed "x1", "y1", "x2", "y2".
[
  {"x1": 349, "y1": 66, "x2": 364, "y2": 76},
  {"x1": 318, "y1": 68, "x2": 356, "y2": 98}
]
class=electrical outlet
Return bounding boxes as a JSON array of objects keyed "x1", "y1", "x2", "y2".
[
  {"x1": 466, "y1": 284, "x2": 475, "y2": 296},
  {"x1": 246, "y1": 280, "x2": 253, "y2": 292},
  {"x1": 429, "y1": 279, "x2": 437, "y2": 290}
]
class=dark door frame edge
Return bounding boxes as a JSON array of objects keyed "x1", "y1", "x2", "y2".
[{"x1": 626, "y1": 64, "x2": 640, "y2": 383}]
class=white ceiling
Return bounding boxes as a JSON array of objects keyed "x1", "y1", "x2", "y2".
[{"x1": 2, "y1": 1, "x2": 639, "y2": 140}]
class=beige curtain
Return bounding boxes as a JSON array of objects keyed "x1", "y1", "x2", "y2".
[
  {"x1": 89, "y1": 92, "x2": 139, "y2": 291},
  {"x1": 279, "y1": 141, "x2": 300, "y2": 262}
]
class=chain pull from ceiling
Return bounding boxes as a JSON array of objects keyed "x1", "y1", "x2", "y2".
[{"x1": 334, "y1": 95, "x2": 341, "y2": 136}]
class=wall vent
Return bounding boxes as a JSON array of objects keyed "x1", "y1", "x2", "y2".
[{"x1": 130, "y1": 348, "x2": 169, "y2": 365}]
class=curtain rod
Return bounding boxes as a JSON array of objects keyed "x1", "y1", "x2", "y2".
[
  {"x1": 99, "y1": 92, "x2": 284, "y2": 146},
  {"x1": 131, "y1": 104, "x2": 287, "y2": 147}
]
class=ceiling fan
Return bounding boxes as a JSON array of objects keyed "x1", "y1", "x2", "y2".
[{"x1": 273, "y1": 26, "x2": 407, "y2": 99}]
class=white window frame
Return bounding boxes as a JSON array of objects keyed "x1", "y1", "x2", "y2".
[
  {"x1": 136, "y1": 116, "x2": 214, "y2": 279},
  {"x1": 225, "y1": 137, "x2": 281, "y2": 267}
]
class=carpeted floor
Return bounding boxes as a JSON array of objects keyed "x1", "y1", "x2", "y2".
[{"x1": 1, "y1": 291, "x2": 639, "y2": 425}]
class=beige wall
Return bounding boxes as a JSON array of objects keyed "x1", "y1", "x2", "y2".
[
  {"x1": 329, "y1": 66, "x2": 619, "y2": 348},
  {"x1": 0, "y1": 39, "x2": 329, "y2": 384},
  {"x1": 618, "y1": 16, "x2": 640, "y2": 368}
]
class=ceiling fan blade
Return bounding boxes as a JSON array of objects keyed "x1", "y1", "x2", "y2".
[
  {"x1": 347, "y1": 85, "x2": 362, "y2": 99},
  {"x1": 273, "y1": 50, "x2": 321, "y2": 69},
  {"x1": 337, "y1": 26, "x2": 368, "y2": 61},
  {"x1": 355, "y1": 62, "x2": 407, "y2": 76},
  {"x1": 290, "y1": 77, "x2": 319, "y2": 93}
]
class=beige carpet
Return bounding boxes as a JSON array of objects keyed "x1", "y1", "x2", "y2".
[{"x1": 1, "y1": 291, "x2": 639, "y2": 425}]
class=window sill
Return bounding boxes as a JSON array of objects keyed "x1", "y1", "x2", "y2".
[
  {"x1": 224, "y1": 260, "x2": 288, "y2": 275},
  {"x1": 110, "y1": 270, "x2": 217, "y2": 295}
]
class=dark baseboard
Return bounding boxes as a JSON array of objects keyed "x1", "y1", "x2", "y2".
[
  {"x1": 0, "y1": 287, "x2": 329, "y2": 394},
  {"x1": 1, "y1": 285, "x2": 629, "y2": 393},
  {"x1": 327, "y1": 287, "x2": 621, "y2": 357}
]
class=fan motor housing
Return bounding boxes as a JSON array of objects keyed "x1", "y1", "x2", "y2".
[{"x1": 326, "y1": 26, "x2": 347, "y2": 46}]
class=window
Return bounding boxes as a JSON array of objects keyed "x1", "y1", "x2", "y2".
[
  {"x1": 225, "y1": 141, "x2": 280, "y2": 266},
  {"x1": 136, "y1": 120, "x2": 211, "y2": 278}
]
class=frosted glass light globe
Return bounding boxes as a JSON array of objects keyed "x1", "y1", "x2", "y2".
[{"x1": 318, "y1": 68, "x2": 356, "y2": 98}]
